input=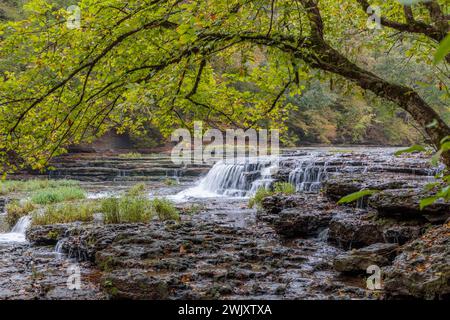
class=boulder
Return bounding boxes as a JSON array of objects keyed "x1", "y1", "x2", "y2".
[
  {"x1": 323, "y1": 173, "x2": 427, "y2": 201},
  {"x1": 328, "y1": 209, "x2": 384, "y2": 249},
  {"x1": 271, "y1": 208, "x2": 332, "y2": 238},
  {"x1": 26, "y1": 224, "x2": 69, "y2": 245},
  {"x1": 369, "y1": 188, "x2": 450, "y2": 223},
  {"x1": 333, "y1": 243, "x2": 398, "y2": 273},
  {"x1": 383, "y1": 223, "x2": 450, "y2": 299}
]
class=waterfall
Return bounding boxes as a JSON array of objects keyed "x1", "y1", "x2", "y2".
[
  {"x1": 171, "y1": 157, "x2": 279, "y2": 200},
  {"x1": 288, "y1": 160, "x2": 328, "y2": 192},
  {"x1": 0, "y1": 215, "x2": 31, "y2": 243}
]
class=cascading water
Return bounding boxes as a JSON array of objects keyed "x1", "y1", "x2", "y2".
[
  {"x1": 170, "y1": 147, "x2": 437, "y2": 202},
  {"x1": 288, "y1": 161, "x2": 328, "y2": 192},
  {"x1": 0, "y1": 215, "x2": 31, "y2": 243},
  {"x1": 171, "y1": 157, "x2": 279, "y2": 200}
]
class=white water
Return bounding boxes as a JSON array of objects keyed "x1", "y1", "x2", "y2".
[
  {"x1": 0, "y1": 215, "x2": 31, "y2": 243},
  {"x1": 169, "y1": 157, "x2": 279, "y2": 201},
  {"x1": 169, "y1": 148, "x2": 403, "y2": 202}
]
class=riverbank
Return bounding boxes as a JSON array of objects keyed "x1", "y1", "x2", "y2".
[{"x1": 0, "y1": 147, "x2": 448, "y2": 299}]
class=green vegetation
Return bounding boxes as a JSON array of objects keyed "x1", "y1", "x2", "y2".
[
  {"x1": 101, "y1": 184, "x2": 179, "y2": 224},
  {"x1": 273, "y1": 182, "x2": 296, "y2": 195},
  {"x1": 118, "y1": 152, "x2": 142, "y2": 159},
  {"x1": 337, "y1": 190, "x2": 379, "y2": 205},
  {"x1": 0, "y1": 179, "x2": 80, "y2": 195},
  {"x1": 0, "y1": 0, "x2": 448, "y2": 172},
  {"x1": 163, "y1": 178, "x2": 179, "y2": 186},
  {"x1": 249, "y1": 182, "x2": 296, "y2": 209},
  {"x1": 31, "y1": 186, "x2": 86, "y2": 205},
  {"x1": 102, "y1": 196, "x2": 153, "y2": 224},
  {"x1": 31, "y1": 200, "x2": 99, "y2": 226},
  {"x1": 5, "y1": 200, "x2": 35, "y2": 227},
  {"x1": 152, "y1": 198, "x2": 180, "y2": 221}
]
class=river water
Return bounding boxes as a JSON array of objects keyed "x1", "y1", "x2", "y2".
[{"x1": 0, "y1": 147, "x2": 438, "y2": 299}]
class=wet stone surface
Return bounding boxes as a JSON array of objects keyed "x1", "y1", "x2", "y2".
[{"x1": 0, "y1": 242, "x2": 106, "y2": 300}]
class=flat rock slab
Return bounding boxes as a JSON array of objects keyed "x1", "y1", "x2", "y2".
[
  {"x1": 334, "y1": 243, "x2": 399, "y2": 273},
  {"x1": 369, "y1": 189, "x2": 450, "y2": 223}
]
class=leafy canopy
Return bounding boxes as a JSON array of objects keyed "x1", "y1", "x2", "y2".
[{"x1": 0, "y1": 0, "x2": 447, "y2": 171}]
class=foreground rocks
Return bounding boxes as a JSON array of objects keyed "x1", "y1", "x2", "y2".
[
  {"x1": 26, "y1": 215, "x2": 374, "y2": 300},
  {"x1": 0, "y1": 242, "x2": 106, "y2": 300},
  {"x1": 333, "y1": 243, "x2": 398, "y2": 273},
  {"x1": 369, "y1": 189, "x2": 450, "y2": 223},
  {"x1": 255, "y1": 170, "x2": 448, "y2": 300},
  {"x1": 383, "y1": 224, "x2": 450, "y2": 299}
]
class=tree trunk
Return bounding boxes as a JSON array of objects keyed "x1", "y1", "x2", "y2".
[{"x1": 301, "y1": 42, "x2": 450, "y2": 167}]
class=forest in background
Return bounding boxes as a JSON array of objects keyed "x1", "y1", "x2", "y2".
[{"x1": 1, "y1": 0, "x2": 448, "y2": 149}]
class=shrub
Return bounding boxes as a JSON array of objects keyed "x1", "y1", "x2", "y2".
[
  {"x1": 126, "y1": 183, "x2": 146, "y2": 197},
  {"x1": 5, "y1": 200, "x2": 36, "y2": 228},
  {"x1": 151, "y1": 198, "x2": 180, "y2": 221},
  {"x1": 31, "y1": 186, "x2": 86, "y2": 205},
  {"x1": 248, "y1": 187, "x2": 273, "y2": 209},
  {"x1": 273, "y1": 182, "x2": 296, "y2": 195},
  {"x1": 101, "y1": 195, "x2": 153, "y2": 224},
  {"x1": 32, "y1": 201, "x2": 98, "y2": 226}
]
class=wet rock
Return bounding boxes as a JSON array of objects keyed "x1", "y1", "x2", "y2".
[
  {"x1": 383, "y1": 224, "x2": 450, "y2": 299},
  {"x1": 0, "y1": 242, "x2": 106, "y2": 300},
  {"x1": 258, "y1": 194, "x2": 335, "y2": 238},
  {"x1": 102, "y1": 269, "x2": 171, "y2": 299},
  {"x1": 271, "y1": 208, "x2": 332, "y2": 238},
  {"x1": 382, "y1": 225, "x2": 425, "y2": 245},
  {"x1": 26, "y1": 224, "x2": 69, "y2": 245},
  {"x1": 369, "y1": 189, "x2": 450, "y2": 223},
  {"x1": 323, "y1": 173, "x2": 428, "y2": 201},
  {"x1": 333, "y1": 243, "x2": 398, "y2": 273},
  {"x1": 328, "y1": 209, "x2": 384, "y2": 249}
]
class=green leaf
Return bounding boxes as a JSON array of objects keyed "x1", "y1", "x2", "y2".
[
  {"x1": 419, "y1": 196, "x2": 438, "y2": 210},
  {"x1": 394, "y1": 145, "x2": 426, "y2": 156},
  {"x1": 338, "y1": 190, "x2": 378, "y2": 204},
  {"x1": 434, "y1": 33, "x2": 450, "y2": 64}
]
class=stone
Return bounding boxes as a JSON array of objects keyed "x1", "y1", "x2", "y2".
[
  {"x1": 369, "y1": 188, "x2": 450, "y2": 223},
  {"x1": 328, "y1": 209, "x2": 384, "y2": 249},
  {"x1": 26, "y1": 224, "x2": 69, "y2": 245},
  {"x1": 333, "y1": 243, "x2": 398, "y2": 273},
  {"x1": 383, "y1": 223, "x2": 450, "y2": 299},
  {"x1": 271, "y1": 208, "x2": 332, "y2": 238}
]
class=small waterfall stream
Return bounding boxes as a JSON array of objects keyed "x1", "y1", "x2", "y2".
[{"x1": 0, "y1": 215, "x2": 31, "y2": 243}]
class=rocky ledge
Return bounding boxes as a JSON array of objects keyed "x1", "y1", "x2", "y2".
[{"x1": 256, "y1": 172, "x2": 449, "y2": 299}]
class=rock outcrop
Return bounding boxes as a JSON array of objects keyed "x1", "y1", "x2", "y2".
[
  {"x1": 383, "y1": 224, "x2": 450, "y2": 299},
  {"x1": 333, "y1": 243, "x2": 398, "y2": 273},
  {"x1": 369, "y1": 189, "x2": 450, "y2": 223}
]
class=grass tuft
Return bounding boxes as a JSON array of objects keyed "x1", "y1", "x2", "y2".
[
  {"x1": 31, "y1": 200, "x2": 99, "y2": 226},
  {"x1": 5, "y1": 200, "x2": 36, "y2": 228},
  {"x1": 31, "y1": 186, "x2": 86, "y2": 205}
]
